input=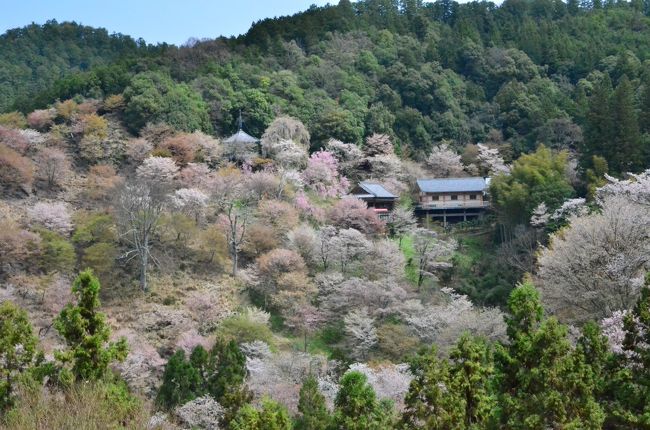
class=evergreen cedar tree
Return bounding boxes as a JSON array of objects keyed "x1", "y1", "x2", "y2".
[
  {"x1": 54, "y1": 269, "x2": 128, "y2": 383},
  {"x1": 156, "y1": 339, "x2": 250, "y2": 424},
  {"x1": 0, "y1": 302, "x2": 42, "y2": 409}
]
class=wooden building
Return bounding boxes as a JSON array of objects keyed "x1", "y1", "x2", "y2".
[
  {"x1": 415, "y1": 177, "x2": 489, "y2": 225},
  {"x1": 350, "y1": 182, "x2": 397, "y2": 220}
]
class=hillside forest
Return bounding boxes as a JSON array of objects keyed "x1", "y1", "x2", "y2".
[{"x1": 0, "y1": 0, "x2": 650, "y2": 428}]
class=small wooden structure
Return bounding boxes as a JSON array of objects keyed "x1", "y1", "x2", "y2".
[
  {"x1": 415, "y1": 177, "x2": 489, "y2": 226},
  {"x1": 223, "y1": 112, "x2": 259, "y2": 162},
  {"x1": 350, "y1": 182, "x2": 397, "y2": 220}
]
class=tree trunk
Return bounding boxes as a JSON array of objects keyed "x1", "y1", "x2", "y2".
[
  {"x1": 140, "y1": 242, "x2": 148, "y2": 292},
  {"x1": 231, "y1": 248, "x2": 238, "y2": 277}
]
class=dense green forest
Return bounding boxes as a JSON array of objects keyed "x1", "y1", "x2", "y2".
[
  {"x1": 3, "y1": 0, "x2": 650, "y2": 170},
  {"x1": 1, "y1": 0, "x2": 650, "y2": 428}
]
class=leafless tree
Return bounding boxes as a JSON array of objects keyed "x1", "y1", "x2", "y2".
[{"x1": 116, "y1": 180, "x2": 169, "y2": 292}]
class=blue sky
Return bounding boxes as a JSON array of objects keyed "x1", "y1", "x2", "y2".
[{"x1": 0, "y1": 0, "x2": 335, "y2": 45}]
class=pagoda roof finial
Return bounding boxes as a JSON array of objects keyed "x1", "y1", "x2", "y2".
[{"x1": 238, "y1": 109, "x2": 243, "y2": 131}]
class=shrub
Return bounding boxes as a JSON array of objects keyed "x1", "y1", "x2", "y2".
[
  {"x1": 217, "y1": 313, "x2": 275, "y2": 346},
  {"x1": 0, "y1": 222, "x2": 41, "y2": 269},
  {"x1": 85, "y1": 164, "x2": 123, "y2": 201},
  {"x1": 0, "y1": 112, "x2": 27, "y2": 129},
  {"x1": 2, "y1": 380, "x2": 149, "y2": 429},
  {"x1": 0, "y1": 144, "x2": 33, "y2": 194},
  {"x1": 103, "y1": 94, "x2": 126, "y2": 111},
  {"x1": 34, "y1": 228, "x2": 75, "y2": 273},
  {"x1": 55, "y1": 100, "x2": 79, "y2": 121}
]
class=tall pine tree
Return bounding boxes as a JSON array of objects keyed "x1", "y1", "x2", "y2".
[
  {"x1": 611, "y1": 75, "x2": 642, "y2": 174},
  {"x1": 582, "y1": 74, "x2": 614, "y2": 170}
]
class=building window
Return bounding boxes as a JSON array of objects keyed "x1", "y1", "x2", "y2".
[
  {"x1": 431, "y1": 195, "x2": 439, "y2": 201},
  {"x1": 451, "y1": 195, "x2": 458, "y2": 201},
  {"x1": 469, "y1": 194, "x2": 477, "y2": 200}
]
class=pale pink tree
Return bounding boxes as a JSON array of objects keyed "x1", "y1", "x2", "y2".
[
  {"x1": 125, "y1": 138, "x2": 153, "y2": 164},
  {"x1": 302, "y1": 150, "x2": 350, "y2": 198},
  {"x1": 426, "y1": 143, "x2": 464, "y2": 177},
  {"x1": 116, "y1": 177, "x2": 170, "y2": 292},
  {"x1": 325, "y1": 138, "x2": 363, "y2": 178},
  {"x1": 27, "y1": 109, "x2": 56, "y2": 131},
  {"x1": 35, "y1": 147, "x2": 70, "y2": 188},
  {"x1": 537, "y1": 195, "x2": 650, "y2": 323},
  {"x1": 327, "y1": 197, "x2": 384, "y2": 235},
  {"x1": 172, "y1": 188, "x2": 209, "y2": 222},
  {"x1": 286, "y1": 224, "x2": 318, "y2": 267},
  {"x1": 347, "y1": 363, "x2": 413, "y2": 407},
  {"x1": 404, "y1": 288, "x2": 506, "y2": 352},
  {"x1": 178, "y1": 162, "x2": 215, "y2": 190},
  {"x1": 136, "y1": 156, "x2": 179, "y2": 183},
  {"x1": 363, "y1": 133, "x2": 394, "y2": 157},
  {"x1": 477, "y1": 143, "x2": 509, "y2": 176},
  {"x1": 29, "y1": 202, "x2": 73, "y2": 234},
  {"x1": 344, "y1": 307, "x2": 377, "y2": 360}
]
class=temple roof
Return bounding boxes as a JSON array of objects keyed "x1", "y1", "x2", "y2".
[{"x1": 223, "y1": 129, "x2": 259, "y2": 145}]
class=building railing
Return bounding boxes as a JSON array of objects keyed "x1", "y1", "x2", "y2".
[{"x1": 418, "y1": 200, "x2": 490, "y2": 210}]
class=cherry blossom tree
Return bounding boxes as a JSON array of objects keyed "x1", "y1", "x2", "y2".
[
  {"x1": 403, "y1": 289, "x2": 506, "y2": 351},
  {"x1": 363, "y1": 133, "x2": 394, "y2": 157},
  {"x1": 387, "y1": 206, "x2": 416, "y2": 246},
  {"x1": 172, "y1": 188, "x2": 209, "y2": 222},
  {"x1": 261, "y1": 116, "x2": 310, "y2": 152},
  {"x1": 347, "y1": 363, "x2": 412, "y2": 406},
  {"x1": 34, "y1": 147, "x2": 69, "y2": 188},
  {"x1": 537, "y1": 195, "x2": 650, "y2": 324},
  {"x1": 302, "y1": 150, "x2": 350, "y2": 198},
  {"x1": 261, "y1": 116, "x2": 310, "y2": 169},
  {"x1": 327, "y1": 198, "x2": 384, "y2": 235},
  {"x1": 330, "y1": 228, "x2": 371, "y2": 276},
  {"x1": 136, "y1": 156, "x2": 179, "y2": 183},
  {"x1": 426, "y1": 143, "x2": 465, "y2": 177},
  {"x1": 286, "y1": 224, "x2": 318, "y2": 267},
  {"x1": 29, "y1": 202, "x2": 73, "y2": 235},
  {"x1": 0, "y1": 220, "x2": 41, "y2": 270},
  {"x1": 325, "y1": 139, "x2": 363, "y2": 179},
  {"x1": 344, "y1": 307, "x2": 378, "y2": 360},
  {"x1": 477, "y1": 143, "x2": 509, "y2": 176},
  {"x1": 412, "y1": 228, "x2": 458, "y2": 289},
  {"x1": 597, "y1": 169, "x2": 650, "y2": 205},
  {"x1": 178, "y1": 162, "x2": 215, "y2": 190},
  {"x1": 125, "y1": 138, "x2": 153, "y2": 164},
  {"x1": 26, "y1": 109, "x2": 55, "y2": 131},
  {"x1": 217, "y1": 199, "x2": 251, "y2": 277}
]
